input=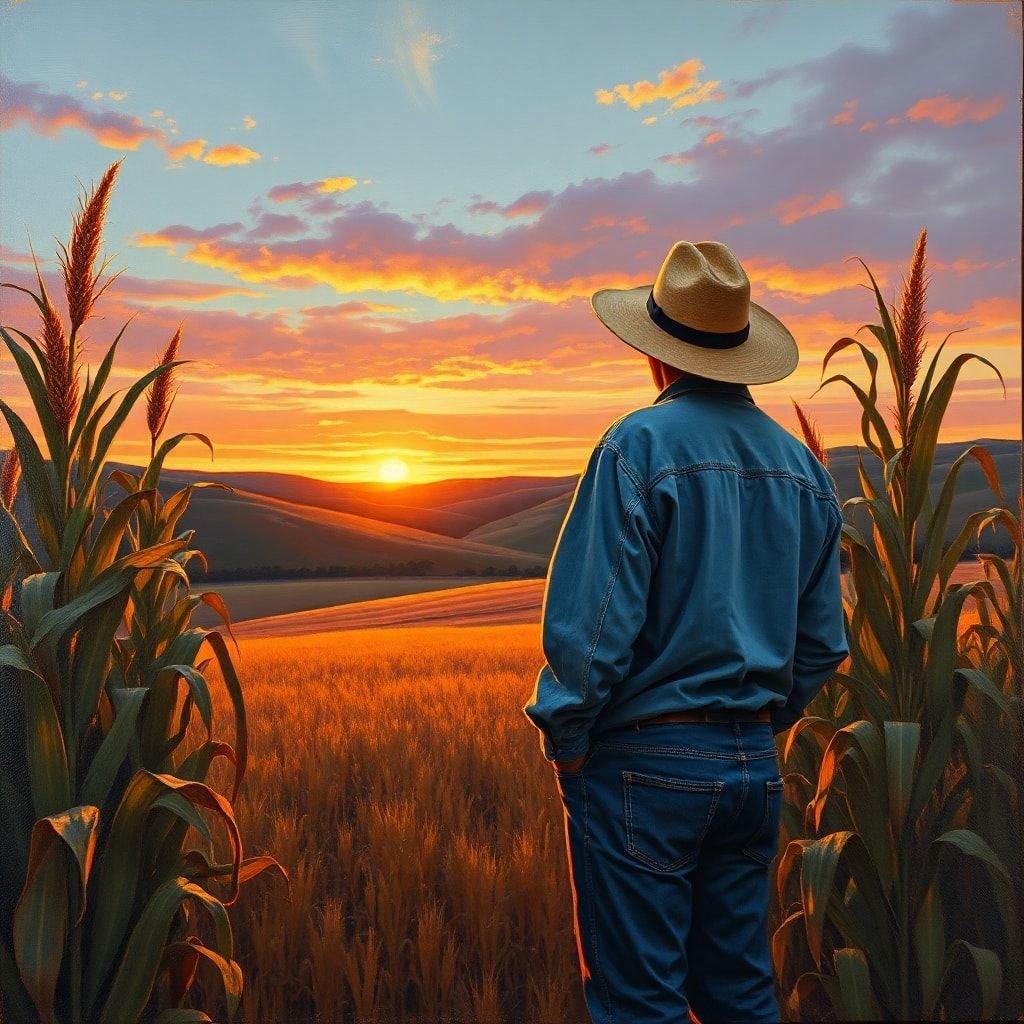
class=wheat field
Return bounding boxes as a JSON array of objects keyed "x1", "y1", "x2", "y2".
[
  {"x1": 206, "y1": 582, "x2": 993, "y2": 1023},
  {"x1": 209, "y1": 622, "x2": 588, "y2": 1024}
]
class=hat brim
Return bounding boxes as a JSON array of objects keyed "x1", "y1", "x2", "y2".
[{"x1": 591, "y1": 284, "x2": 799, "y2": 385}]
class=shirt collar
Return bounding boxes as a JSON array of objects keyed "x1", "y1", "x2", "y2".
[{"x1": 653, "y1": 376, "x2": 756, "y2": 407}]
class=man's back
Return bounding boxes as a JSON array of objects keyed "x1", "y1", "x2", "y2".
[
  {"x1": 532, "y1": 241, "x2": 850, "y2": 1024},
  {"x1": 526, "y1": 375, "x2": 849, "y2": 759}
]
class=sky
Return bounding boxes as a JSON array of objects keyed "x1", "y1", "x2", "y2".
[{"x1": 0, "y1": 0, "x2": 1020, "y2": 483}]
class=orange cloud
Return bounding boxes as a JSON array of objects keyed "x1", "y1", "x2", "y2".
[
  {"x1": 596, "y1": 59, "x2": 723, "y2": 111},
  {"x1": 132, "y1": 221, "x2": 245, "y2": 252},
  {"x1": 931, "y1": 295, "x2": 1020, "y2": 345},
  {"x1": 165, "y1": 137, "x2": 207, "y2": 162},
  {"x1": 0, "y1": 81, "x2": 163, "y2": 149},
  {"x1": 584, "y1": 215, "x2": 649, "y2": 235},
  {"x1": 931, "y1": 257, "x2": 1011, "y2": 275},
  {"x1": 318, "y1": 176, "x2": 357, "y2": 193},
  {"x1": 2, "y1": 252, "x2": 1014, "y2": 481},
  {"x1": 657, "y1": 151, "x2": 694, "y2": 166},
  {"x1": 112, "y1": 276, "x2": 266, "y2": 304},
  {"x1": 1, "y1": 76, "x2": 263, "y2": 169},
  {"x1": 203, "y1": 143, "x2": 261, "y2": 166},
  {"x1": 703, "y1": 130, "x2": 725, "y2": 145},
  {"x1": 745, "y1": 257, "x2": 875, "y2": 299},
  {"x1": 903, "y1": 93, "x2": 1005, "y2": 126},
  {"x1": 831, "y1": 100, "x2": 858, "y2": 125},
  {"x1": 468, "y1": 191, "x2": 552, "y2": 219},
  {"x1": 772, "y1": 190, "x2": 844, "y2": 226},
  {"x1": 268, "y1": 178, "x2": 361, "y2": 202},
  {"x1": 170, "y1": 236, "x2": 639, "y2": 306}
]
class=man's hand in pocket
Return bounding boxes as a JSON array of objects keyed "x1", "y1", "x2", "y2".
[{"x1": 553, "y1": 753, "x2": 588, "y2": 773}]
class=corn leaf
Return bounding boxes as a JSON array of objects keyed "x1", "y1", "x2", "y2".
[
  {"x1": 800, "y1": 831, "x2": 856, "y2": 968},
  {"x1": 155, "y1": 1010, "x2": 212, "y2": 1024},
  {"x1": 883, "y1": 722, "x2": 920, "y2": 841},
  {"x1": 833, "y1": 947, "x2": 880, "y2": 1021},
  {"x1": 13, "y1": 807, "x2": 99, "y2": 1024},
  {"x1": 934, "y1": 828, "x2": 1011, "y2": 888},
  {"x1": 98, "y1": 876, "x2": 235, "y2": 1024},
  {"x1": 72, "y1": 591, "x2": 132, "y2": 735},
  {"x1": 905, "y1": 353, "x2": 1004, "y2": 525},
  {"x1": 16, "y1": 661, "x2": 70, "y2": 818},
  {"x1": 79, "y1": 687, "x2": 148, "y2": 807},
  {"x1": 85, "y1": 772, "x2": 241, "y2": 1016},
  {"x1": 203, "y1": 631, "x2": 247, "y2": 801},
  {"x1": 937, "y1": 939, "x2": 1003, "y2": 1019}
]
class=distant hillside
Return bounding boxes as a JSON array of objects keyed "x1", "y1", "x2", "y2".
[
  {"x1": 236, "y1": 578, "x2": 545, "y2": 638},
  {"x1": 174, "y1": 487, "x2": 548, "y2": 580},
  {"x1": 234, "y1": 558, "x2": 995, "y2": 638},
  {"x1": 469, "y1": 438, "x2": 1021, "y2": 559},
  {"x1": 2, "y1": 438, "x2": 1016, "y2": 582},
  {"x1": 466, "y1": 492, "x2": 574, "y2": 556},
  {"x1": 110, "y1": 464, "x2": 576, "y2": 539},
  {"x1": 828, "y1": 438, "x2": 1020, "y2": 557}
]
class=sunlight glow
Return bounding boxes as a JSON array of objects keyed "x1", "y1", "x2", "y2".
[{"x1": 377, "y1": 457, "x2": 411, "y2": 484}]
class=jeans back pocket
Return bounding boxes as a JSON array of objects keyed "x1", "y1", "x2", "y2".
[
  {"x1": 623, "y1": 771, "x2": 722, "y2": 872},
  {"x1": 741, "y1": 778, "x2": 785, "y2": 865}
]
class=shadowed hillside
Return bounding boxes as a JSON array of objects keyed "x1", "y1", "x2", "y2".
[
  {"x1": 2, "y1": 439, "x2": 1013, "y2": 583},
  {"x1": 471, "y1": 438, "x2": 1021, "y2": 558},
  {"x1": 466, "y1": 492, "x2": 573, "y2": 555},
  {"x1": 174, "y1": 486, "x2": 549, "y2": 579},
  {"x1": 110, "y1": 464, "x2": 576, "y2": 538},
  {"x1": 828, "y1": 437, "x2": 1020, "y2": 557}
]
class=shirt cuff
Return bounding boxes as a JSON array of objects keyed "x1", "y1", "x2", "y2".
[{"x1": 541, "y1": 732, "x2": 591, "y2": 763}]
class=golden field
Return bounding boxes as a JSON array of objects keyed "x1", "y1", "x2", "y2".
[
  {"x1": 208, "y1": 568, "x2": 997, "y2": 1023},
  {"x1": 212, "y1": 622, "x2": 588, "y2": 1024}
]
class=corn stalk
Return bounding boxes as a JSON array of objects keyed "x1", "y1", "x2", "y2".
[
  {"x1": 959, "y1": 494, "x2": 1024, "y2": 1016},
  {"x1": 0, "y1": 161, "x2": 283, "y2": 1024},
  {"x1": 774, "y1": 231, "x2": 1017, "y2": 1021}
]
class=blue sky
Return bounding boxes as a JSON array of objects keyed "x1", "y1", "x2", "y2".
[
  {"x1": 0, "y1": 0, "x2": 1019, "y2": 480},
  {"x1": 2, "y1": 0, "x2": 902, "y2": 303}
]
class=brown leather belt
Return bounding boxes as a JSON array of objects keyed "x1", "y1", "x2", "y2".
[{"x1": 636, "y1": 708, "x2": 772, "y2": 726}]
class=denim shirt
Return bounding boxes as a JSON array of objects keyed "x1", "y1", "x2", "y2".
[{"x1": 524, "y1": 376, "x2": 849, "y2": 761}]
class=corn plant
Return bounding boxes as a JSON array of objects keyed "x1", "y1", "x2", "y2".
[
  {"x1": 960, "y1": 491, "x2": 1024, "y2": 1016},
  {"x1": 774, "y1": 230, "x2": 1017, "y2": 1021},
  {"x1": 0, "y1": 160, "x2": 282, "y2": 1024}
]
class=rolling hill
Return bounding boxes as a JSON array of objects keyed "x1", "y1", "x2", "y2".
[
  {"x1": 468, "y1": 438, "x2": 1020, "y2": 558},
  {"x1": 115, "y1": 464, "x2": 576, "y2": 539},
  {"x1": 3, "y1": 437, "x2": 1016, "y2": 584},
  {"x1": 465, "y1": 492, "x2": 573, "y2": 556},
  {"x1": 173, "y1": 486, "x2": 549, "y2": 579},
  {"x1": 235, "y1": 578, "x2": 545, "y2": 638},
  {"x1": 828, "y1": 438, "x2": 1019, "y2": 556},
  {"x1": 233, "y1": 556, "x2": 996, "y2": 637}
]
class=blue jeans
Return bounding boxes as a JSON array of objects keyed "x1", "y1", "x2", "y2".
[{"x1": 554, "y1": 721, "x2": 783, "y2": 1024}]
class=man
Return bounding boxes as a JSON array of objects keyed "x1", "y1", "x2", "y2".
[{"x1": 524, "y1": 240, "x2": 849, "y2": 1024}]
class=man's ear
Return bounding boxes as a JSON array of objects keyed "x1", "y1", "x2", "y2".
[{"x1": 647, "y1": 354, "x2": 666, "y2": 389}]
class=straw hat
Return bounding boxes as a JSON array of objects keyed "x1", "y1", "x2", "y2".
[{"x1": 591, "y1": 240, "x2": 799, "y2": 384}]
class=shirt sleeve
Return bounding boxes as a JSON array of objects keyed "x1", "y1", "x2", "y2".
[
  {"x1": 523, "y1": 440, "x2": 659, "y2": 761},
  {"x1": 771, "y1": 499, "x2": 850, "y2": 735}
]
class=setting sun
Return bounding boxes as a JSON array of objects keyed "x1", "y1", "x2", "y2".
[{"x1": 377, "y1": 457, "x2": 411, "y2": 484}]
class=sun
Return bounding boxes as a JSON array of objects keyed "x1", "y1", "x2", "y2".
[{"x1": 377, "y1": 457, "x2": 410, "y2": 484}]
